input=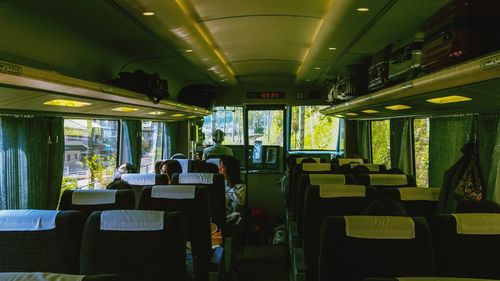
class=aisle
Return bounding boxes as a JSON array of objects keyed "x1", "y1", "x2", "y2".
[{"x1": 230, "y1": 245, "x2": 288, "y2": 281}]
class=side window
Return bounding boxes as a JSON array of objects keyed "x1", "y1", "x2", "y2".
[
  {"x1": 141, "y1": 121, "x2": 164, "y2": 173},
  {"x1": 290, "y1": 105, "x2": 341, "y2": 150},
  {"x1": 413, "y1": 118, "x2": 430, "y2": 187},
  {"x1": 371, "y1": 120, "x2": 391, "y2": 168},
  {"x1": 63, "y1": 119, "x2": 118, "y2": 189}
]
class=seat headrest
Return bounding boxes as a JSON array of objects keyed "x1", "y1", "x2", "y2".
[
  {"x1": 397, "y1": 188, "x2": 440, "y2": 201},
  {"x1": 368, "y1": 174, "x2": 408, "y2": 186},
  {"x1": 179, "y1": 173, "x2": 214, "y2": 184},
  {"x1": 396, "y1": 278, "x2": 494, "y2": 281},
  {"x1": 174, "y1": 159, "x2": 189, "y2": 173},
  {"x1": 206, "y1": 158, "x2": 221, "y2": 167},
  {"x1": 121, "y1": 173, "x2": 156, "y2": 185},
  {"x1": 319, "y1": 184, "x2": 366, "y2": 198},
  {"x1": 344, "y1": 216, "x2": 416, "y2": 239},
  {"x1": 0, "y1": 210, "x2": 60, "y2": 231},
  {"x1": 152, "y1": 185, "x2": 196, "y2": 199},
  {"x1": 100, "y1": 210, "x2": 164, "y2": 231},
  {"x1": 452, "y1": 213, "x2": 500, "y2": 235},
  {"x1": 0, "y1": 272, "x2": 84, "y2": 281},
  {"x1": 338, "y1": 158, "x2": 363, "y2": 165},
  {"x1": 350, "y1": 163, "x2": 380, "y2": 172},
  {"x1": 302, "y1": 163, "x2": 330, "y2": 172},
  {"x1": 309, "y1": 174, "x2": 346, "y2": 185},
  {"x1": 71, "y1": 190, "x2": 117, "y2": 205},
  {"x1": 296, "y1": 157, "x2": 320, "y2": 164}
]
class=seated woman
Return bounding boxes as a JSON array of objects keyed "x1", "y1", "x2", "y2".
[
  {"x1": 159, "y1": 160, "x2": 183, "y2": 184},
  {"x1": 106, "y1": 163, "x2": 136, "y2": 189},
  {"x1": 219, "y1": 156, "x2": 246, "y2": 226}
]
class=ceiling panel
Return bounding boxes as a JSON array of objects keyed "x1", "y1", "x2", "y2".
[{"x1": 231, "y1": 61, "x2": 300, "y2": 77}]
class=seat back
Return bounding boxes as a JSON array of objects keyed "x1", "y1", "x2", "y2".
[
  {"x1": 121, "y1": 173, "x2": 168, "y2": 208},
  {"x1": 171, "y1": 173, "x2": 226, "y2": 233},
  {"x1": 430, "y1": 214, "x2": 500, "y2": 279},
  {"x1": 0, "y1": 273, "x2": 124, "y2": 281},
  {"x1": 0, "y1": 210, "x2": 85, "y2": 274},
  {"x1": 80, "y1": 210, "x2": 186, "y2": 280},
  {"x1": 303, "y1": 184, "x2": 377, "y2": 279},
  {"x1": 356, "y1": 174, "x2": 417, "y2": 187},
  {"x1": 340, "y1": 163, "x2": 387, "y2": 174},
  {"x1": 380, "y1": 188, "x2": 440, "y2": 218},
  {"x1": 319, "y1": 216, "x2": 434, "y2": 281},
  {"x1": 59, "y1": 189, "x2": 135, "y2": 219},
  {"x1": 139, "y1": 185, "x2": 211, "y2": 281}
]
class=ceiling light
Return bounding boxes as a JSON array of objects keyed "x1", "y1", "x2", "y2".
[
  {"x1": 306, "y1": 79, "x2": 311, "y2": 82},
  {"x1": 171, "y1": 113, "x2": 185, "y2": 117},
  {"x1": 346, "y1": 113, "x2": 359, "y2": 116},
  {"x1": 148, "y1": 111, "x2": 165, "y2": 115},
  {"x1": 357, "y1": 7, "x2": 370, "y2": 12},
  {"x1": 362, "y1": 109, "x2": 379, "y2": 114},
  {"x1": 188, "y1": 116, "x2": 197, "y2": 118},
  {"x1": 386, "y1": 104, "x2": 412, "y2": 110},
  {"x1": 43, "y1": 99, "x2": 91, "y2": 107},
  {"x1": 329, "y1": 47, "x2": 337, "y2": 50},
  {"x1": 334, "y1": 114, "x2": 344, "y2": 118},
  {"x1": 112, "y1": 107, "x2": 139, "y2": 113},
  {"x1": 314, "y1": 67, "x2": 321, "y2": 70},
  {"x1": 426, "y1": 95, "x2": 472, "y2": 104},
  {"x1": 142, "y1": 12, "x2": 155, "y2": 16},
  {"x1": 185, "y1": 49, "x2": 193, "y2": 53}
]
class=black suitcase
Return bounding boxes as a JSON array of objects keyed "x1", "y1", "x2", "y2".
[
  {"x1": 336, "y1": 64, "x2": 369, "y2": 101},
  {"x1": 109, "y1": 70, "x2": 169, "y2": 104},
  {"x1": 368, "y1": 44, "x2": 392, "y2": 91},
  {"x1": 388, "y1": 32, "x2": 423, "y2": 84}
]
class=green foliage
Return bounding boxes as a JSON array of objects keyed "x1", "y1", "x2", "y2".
[
  {"x1": 290, "y1": 106, "x2": 339, "y2": 150},
  {"x1": 413, "y1": 118, "x2": 430, "y2": 187},
  {"x1": 371, "y1": 120, "x2": 391, "y2": 168},
  {"x1": 83, "y1": 154, "x2": 116, "y2": 188}
]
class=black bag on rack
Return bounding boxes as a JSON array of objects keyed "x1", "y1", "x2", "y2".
[
  {"x1": 336, "y1": 64, "x2": 369, "y2": 101},
  {"x1": 109, "y1": 70, "x2": 169, "y2": 104}
]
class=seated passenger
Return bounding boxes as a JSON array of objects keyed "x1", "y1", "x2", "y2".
[
  {"x1": 193, "y1": 161, "x2": 219, "y2": 173},
  {"x1": 363, "y1": 198, "x2": 408, "y2": 216},
  {"x1": 160, "y1": 160, "x2": 183, "y2": 184},
  {"x1": 455, "y1": 199, "x2": 500, "y2": 213},
  {"x1": 202, "y1": 129, "x2": 233, "y2": 160},
  {"x1": 220, "y1": 156, "x2": 245, "y2": 225},
  {"x1": 106, "y1": 163, "x2": 137, "y2": 189}
]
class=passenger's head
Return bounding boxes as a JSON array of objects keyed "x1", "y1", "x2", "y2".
[
  {"x1": 171, "y1": 153, "x2": 188, "y2": 159},
  {"x1": 300, "y1": 158, "x2": 318, "y2": 164},
  {"x1": 363, "y1": 198, "x2": 408, "y2": 216},
  {"x1": 213, "y1": 129, "x2": 225, "y2": 144},
  {"x1": 114, "y1": 163, "x2": 137, "y2": 180},
  {"x1": 160, "y1": 160, "x2": 183, "y2": 183},
  {"x1": 193, "y1": 161, "x2": 219, "y2": 173},
  {"x1": 455, "y1": 199, "x2": 500, "y2": 213},
  {"x1": 219, "y1": 156, "x2": 241, "y2": 186}
]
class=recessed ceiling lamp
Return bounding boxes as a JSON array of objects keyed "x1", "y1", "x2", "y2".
[
  {"x1": 362, "y1": 109, "x2": 379, "y2": 114},
  {"x1": 43, "y1": 99, "x2": 91, "y2": 107},
  {"x1": 306, "y1": 79, "x2": 311, "y2": 82},
  {"x1": 314, "y1": 67, "x2": 321, "y2": 70},
  {"x1": 188, "y1": 116, "x2": 197, "y2": 118},
  {"x1": 112, "y1": 107, "x2": 139, "y2": 113},
  {"x1": 386, "y1": 104, "x2": 412, "y2": 110},
  {"x1": 171, "y1": 113, "x2": 185, "y2": 117},
  {"x1": 329, "y1": 47, "x2": 337, "y2": 50},
  {"x1": 346, "y1": 112, "x2": 359, "y2": 116},
  {"x1": 426, "y1": 95, "x2": 472, "y2": 104},
  {"x1": 334, "y1": 114, "x2": 344, "y2": 118},
  {"x1": 357, "y1": 7, "x2": 370, "y2": 12},
  {"x1": 148, "y1": 111, "x2": 165, "y2": 115},
  {"x1": 185, "y1": 49, "x2": 193, "y2": 53},
  {"x1": 142, "y1": 12, "x2": 155, "y2": 16}
]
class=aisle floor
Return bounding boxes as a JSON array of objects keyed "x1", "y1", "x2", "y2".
[{"x1": 231, "y1": 245, "x2": 289, "y2": 281}]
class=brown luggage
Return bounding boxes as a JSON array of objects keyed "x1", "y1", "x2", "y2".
[{"x1": 368, "y1": 44, "x2": 392, "y2": 91}]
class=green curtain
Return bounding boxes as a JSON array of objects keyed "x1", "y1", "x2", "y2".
[
  {"x1": 0, "y1": 116, "x2": 64, "y2": 209},
  {"x1": 344, "y1": 120, "x2": 359, "y2": 157},
  {"x1": 120, "y1": 120, "x2": 142, "y2": 169},
  {"x1": 390, "y1": 118, "x2": 413, "y2": 175},
  {"x1": 357, "y1": 121, "x2": 371, "y2": 162},
  {"x1": 163, "y1": 122, "x2": 178, "y2": 159},
  {"x1": 477, "y1": 115, "x2": 500, "y2": 200}
]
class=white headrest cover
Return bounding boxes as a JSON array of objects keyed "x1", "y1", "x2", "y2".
[
  {"x1": 398, "y1": 188, "x2": 440, "y2": 201},
  {"x1": 369, "y1": 174, "x2": 408, "y2": 186},
  {"x1": 310, "y1": 174, "x2": 346, "y2": 185},
  {"x1": 0, "y1": 272, "x2": 84, "y2": 281},
  {"x1": 179, "y1": 173, "x2": 214, "y2": 184},
  {"x1": 319, "y1": 184, "x2": 366, "y2": 198},
  {"x1": 175, "y1": 159, "x2": 189, "y2": 173},
  {"x1": 397, "y1": 278, "x2": 495, "y2": 281},
  {"x1": 350, "y1": 163, "x2": 381, "y2": 172},
  {"x1": 339, "y1": 158, "x2": 363, "y2": 165},
  {"x1": 344, "y1": 216, "x2": 415, "y2": 239},
  {"x1": 206, "y1": 158, "x2": 221, "y2": 167},
  {"x1": 71, "y1": 190, "x2": 117, "y2": 205},
  {"x1": 296, "y1": 157, "x2": 320, "y2": 164},
  {"x1": 0, "y1": 210, "x2": 60, "y2": 231},
  {"x1": 152, "y1": 185, "x2": 196, "y2": 199},
  {"x1": 100, "y1": 210, "x2": 164, "y2": 231},
  {"x1": 452, "y1": 214, "x2": 500, "y2": 235},
  {"x1": 121, "y1": 173, "x2": 156, "y2": 185},
  {"x1": 302, "y1": 163, "x2": 330, "y2": 172}
]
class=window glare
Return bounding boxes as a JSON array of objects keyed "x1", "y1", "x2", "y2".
[{"x1": 290, "y1": 105, "x2": 340, "y2": 150}]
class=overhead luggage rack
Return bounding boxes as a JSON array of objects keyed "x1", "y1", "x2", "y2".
[
  {"x1": 320, "y1": 50, "x2": 500, "y2": 119},
  {"x1": 0, "y1": 60, "x2": 211, "y2": 120}
]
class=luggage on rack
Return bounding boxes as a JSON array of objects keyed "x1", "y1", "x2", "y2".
[
  {"x1": 422, "y1": 0, "x2": 500, "y2": 73},
  {"x1": 368, "y1": 44, "x2": 392, "y2": 91},
  {"x1": 336, "y1": 64, "x2": 369, "y2": 101},
  {"x1": 388, "y1": 33, "x2": 423, "y2": 84},
  {"x1": 109, "y1": 70, "x2": 169, "y2": 104}
]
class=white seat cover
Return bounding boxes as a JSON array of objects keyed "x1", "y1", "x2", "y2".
[
  {"x1": 344, "y1": 216, "x2": 415, "y2": 239},
  {"x1": 0, "y1": 210, "x2": 60, "y2": 231},
  {"x1": 152, "y1": 185, "x2": 196, "y2": 199},
  {"x1": 179, "y1": 173, "x2": 214, "y2": 184},
  {"x1": 71, "y1": 189, "x2": 117, "y2": 205},
  {"x1": 0, "y1": 272, "x2": 84, "y2": 281},
  {"x1": 121, "y1": 173, "x2": 156, "y2": 185},
  {"x1": 100, "y1": 210, "x2": 164, "y2": 231}
]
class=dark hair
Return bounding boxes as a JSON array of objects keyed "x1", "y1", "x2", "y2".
[
  {"x1": 107, "y1": 179, "x2": 132, "y2": 190},
  {"x1": 363, "y1": 198, "x2": 408, "y2": 216},
  {"x1": 386, "y1": 168, "x2": 405, "y2": 174},
  {"x1": 455, "y1": 199, "x2": 500, "y2": 213},
  {"x1": 193, "y1": 161, "x2": 219, "y2": 173},
  {"x1": 220, "y1": 156, "x2": 242, "y2": 186},
  {"x1": 160, "y1": 160, "x2": 183, "y2": 179}
]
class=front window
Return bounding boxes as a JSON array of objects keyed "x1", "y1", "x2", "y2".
[
  {"x1": 202, "y1": 106, "x2": 244, "y2": 145},
  {"x1": 63, "y1": 119, "x2": 118, "y2": 189},
  {"x1": 290, "y1": 105, "x2": 340, "y2": 150}
]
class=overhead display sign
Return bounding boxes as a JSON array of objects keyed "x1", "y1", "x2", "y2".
[{"x1": 247, "y1": 91, "x2": 285, "y2": 99}]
